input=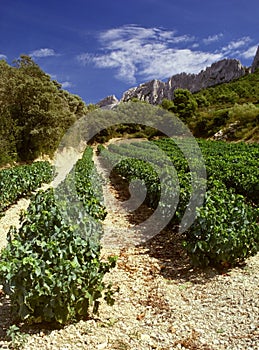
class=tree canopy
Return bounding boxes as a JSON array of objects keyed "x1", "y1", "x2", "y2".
[{"x1": 0, "y1": 56, "x2": 88, "y2": 165}]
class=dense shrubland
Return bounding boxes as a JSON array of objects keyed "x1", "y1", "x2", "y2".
[{"x1": 160, "y1": 70, "x2": 259, "y2": 141}]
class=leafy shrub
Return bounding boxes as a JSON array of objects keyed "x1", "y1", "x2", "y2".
[
  {"x1": 183, "y1": 181, "x2": 259, "y2": 267},
  {"x1": 0, "y1": 189, "x2": 117, "y2": 324},
  {"x1": 228, "y1": 103, "x2": 259, "y2": 124}
]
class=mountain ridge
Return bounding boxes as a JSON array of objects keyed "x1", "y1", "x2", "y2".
[{"x1": 98, "y1": 46, "x2": 259, "y2": 108}]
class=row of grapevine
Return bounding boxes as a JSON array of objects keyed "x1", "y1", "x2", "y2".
[
  {"x1": 99, "y1": 143, "x2": 181, "y2": 212},
  {"x1": 100, "y1": 138, "x2": 259, "y2": 267},
  {"x1": 0, "y1": 161, "x2": 53, "y2": 215},
  {"x1": 101, "y1": 141, "x2": 194, "y2": 224},
  {"x1": 58, "y1": 146, "x2": 107, "y2": 222},
  {"x1": 0, "y1": 147, "x2": 116, "y2": 325},
  {"x1": 155, "y1": 138, "x2": 259, "y2": 204}
]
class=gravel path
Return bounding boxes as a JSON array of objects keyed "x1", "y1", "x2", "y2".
[
  {"x1": 0, "y1": 198, "x2": 30, "y2": 251},
  {"x1": 0, "y1": 144, "x2": 258, "y2": 350}
]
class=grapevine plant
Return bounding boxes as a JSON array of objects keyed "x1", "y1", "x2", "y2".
[
  {"x1": 0, "y1": 147, "x2": 117, "y2": 325},
  {"x1": 101, "y1": 139, "x2": 259, "y2": 267},
  {"x1": 0, "y1": 161, "x2": 53, "y2": 216}
]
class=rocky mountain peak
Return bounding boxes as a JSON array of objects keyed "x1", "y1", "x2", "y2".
[
  {"x1": 251, "y1": 46, "x2": 259, "y2": 73},
  {"x1": 121, "y1": 58, "x2": 247, "y2": 105},
  {"x1": 97, "y1": 48, "x2": 259, "y2": 107},
  {"x1": 96, "y1": 95, "x2": 119, "y2": 109},
  {"x1": 122, "y1": 79, "x2": 166, "y2": 104}
]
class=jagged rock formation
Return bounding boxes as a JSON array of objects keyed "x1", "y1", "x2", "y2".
[
  {"x1": 96, "y1": 95, "x2": 119, "y2": 109},
  {"x1": 121, "y1": 59, "x2": 247, "y2": 105},
  {"x1": 166, "y1": 59, "x2": 246, "y2": 97},
  {"x1": 251, "y1": 46, "x2": 259, "y2": 73},
  {"x1": 122, "y1": 79, "x2": 166, "y2": 105},
  {"x1": 97, "y1": 47, "x2": 259, "y2": 107}
]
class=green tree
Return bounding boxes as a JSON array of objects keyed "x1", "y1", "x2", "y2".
[
  {"x1": 161, "y1": 98, "x2": 174, "y2": 111},
  {"x1": 172, "y1": 88, "x2": 198, "y2": 122},
  {"x1": 0, "y1": 55, "x2": 88, "y2": 164}
]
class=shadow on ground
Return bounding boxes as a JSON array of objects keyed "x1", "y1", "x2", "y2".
[{"x1": 108, "y1": 169, "x2": 235, "y2": 285}]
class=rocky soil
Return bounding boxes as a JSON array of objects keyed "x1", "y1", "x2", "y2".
[{"x1": 0, "y1": 144, "x2": 258, "y2": 350}]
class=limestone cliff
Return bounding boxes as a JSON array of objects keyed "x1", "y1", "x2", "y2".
[
  {"x1": 96, "y1": 95, "x2": 119, "y2": 109},
  {"x1": 97, "y1": 47, "x2": 259, "y2": 108},
  {"x1": 122, "y1": 79, "x2": 166, "y2": 104},
  {"x1": 121, "y1": 59, "x2": 247, "y2": 104},
  {"x1": 251, "y1": 46, "x2": 259, "y2": 73}
]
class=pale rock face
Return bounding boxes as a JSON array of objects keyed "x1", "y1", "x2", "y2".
[
  {"x1": 97, "y1": 95, "x2": 119, "y2": 109},
  {"x1": 167, "y1": 59, "x2": 246, "y2": 95},
  {"x1": 122, "y1": 79, "x2": 166, "y2": 104},
  {"x1": 98, "y1": 48, "x2": 259, "y2": 107},
  {"x1": 251, "y1": 46, "x2": 259, "y2": 73},
  {"x1": 213, "y1": 122, "x2": 240, "y2": 141},
  {"x1": 121, "y1": 59, "x2": 247, "y2": 104}
]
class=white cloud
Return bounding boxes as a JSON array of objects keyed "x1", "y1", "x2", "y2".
[
  {"x1": 30, "y1": 48, "x2": 56, "y2": 58},
  {"x1": 140, "y1": 49, "x2": 222, "y2": 79},
  {"x1": 241, "y1": 45, "x2": 258, "y2": 59},
  {"x1": 77, "y1": 25, "x2": 200, "y2": 84},
  {"x1": 77, "y1": 26, "x2": 254, "y2": 84},
  {"x1": 203, "y1": 33, "x2": 223, "y2": 45},
  {"x1": 221, "y1": 37, "x2": 252, "y2": 54},
  {"x1": 61, "y1": 81, "x2": 72, "y2": 89},
  {"x1": 0, "y1": 54, "x2": 7, "y2": 60}
]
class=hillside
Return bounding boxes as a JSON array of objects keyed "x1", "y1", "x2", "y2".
[
  {"x1": 96, "y1": 71, "x2": 259, "y2": 143},
  {"x1": 171, "y1": 70, "x2": 259, "y2": 142},
  {"x1": 97, "y1": 48, "x2": 259, "y2": 142},
  {"x1": 1, "y1": 52, "x2": 259, "y2": 169}
]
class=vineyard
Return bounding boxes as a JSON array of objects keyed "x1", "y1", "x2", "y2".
[
  {"x1": 0, "y1": 138, "x2": 258, "y2": 348},
  {"x1": 0, "y1": 147, "x2": 116, "y2": 326},
  {"x1": 100, "y1": 138, "x2": 259, "y2": 267},
  {"x1": 0, "y1": 161, "x2": 53, "y2": 216}
]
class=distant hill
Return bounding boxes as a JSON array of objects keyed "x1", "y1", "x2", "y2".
[
  {"x1": 98, "y1": 46, "x2": 259, "y2": 142},
  {"x1": 119, "y1": 45, "x2": 259, "y2": 105},
  {"x1": 190, "y1": 70, "x2": 259, "y2": 141}
]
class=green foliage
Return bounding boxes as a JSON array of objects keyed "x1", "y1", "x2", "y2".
[
  {"x1": 194, "y1": 95, "x2": 209, "y2": 108},
  {"x1": 0, "y1": 146, "x2": 116, "y2": 324},
  {"x1": 101, "y1": 141, "x2": 194, "y2": 224},
  {"x1": 190, "y1": 109, "x2": 229, "y2": 137},
  {"x1": 199, "y1": 139, "x2": 259, "y2": 204},
  {"x1": 0, "y1": 189, "x2": 116, "y2": 324},
  {"x1": 0, "y1": 56, "x2": 88, "y2": 164},
  {"x1": 195, "y1": 70, "x2": 259, "y2": 107},
  {"x1": 172, "y1": 89, "x2": 198, "y2": 122},
  {"x1": 191, "y1": 70, "x2": 259, "y2": 140},
  {"x1": 227, "y1": 103, "x2": 259, "y2": 138},
  {"x1": 74, "y1": 147, "x2": 107, "y2": 220},
  {"x1": 156, "y1": 138, "x2": 259, "y2": 266},
  {"x1": 6, "y1": 325, "x2": 28, "y2": 350},
  {"x1": 183, "y1": 182, "x2": 259, "y2": 267},
  {"x1": 0, "y1": 161, "x2": 53, "y2": 215},
  {"x1": 161, "y1": 98, "x2": 174, "y2": 111},
  {"x1": 101, "y1": 138, "x2": 259, "y2": 267}
]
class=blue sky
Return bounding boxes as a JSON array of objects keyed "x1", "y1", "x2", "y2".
[{"x1": 0, "y1": 0, "x2": 258, "y2": 104}]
